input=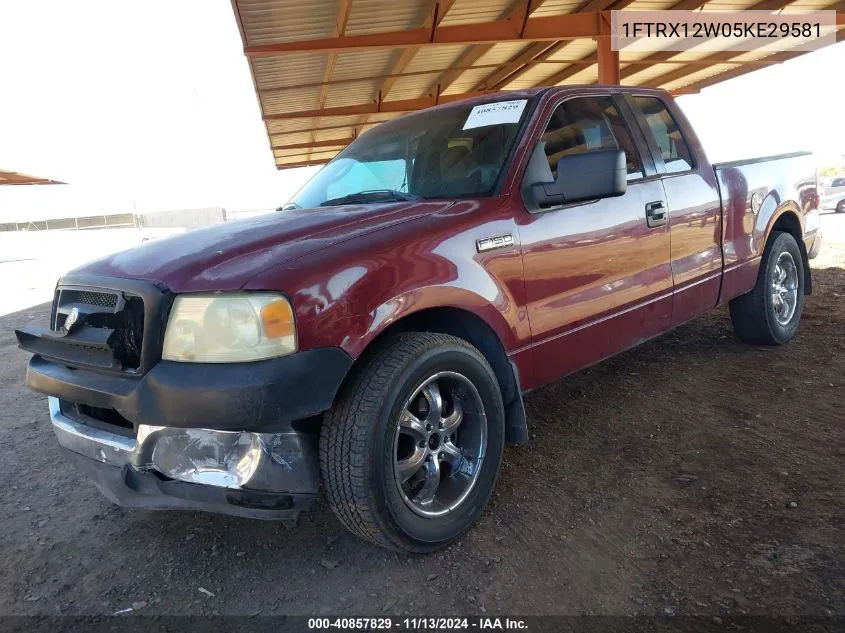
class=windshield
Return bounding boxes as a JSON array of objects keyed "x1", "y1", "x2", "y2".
[{"x1": 289, "y1": 98, "x2": 533, "y2": 208}]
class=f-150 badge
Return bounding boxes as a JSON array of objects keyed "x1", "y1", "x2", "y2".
[{"x1": 476, "y1": 234, "x2": 514, "y2": 253}]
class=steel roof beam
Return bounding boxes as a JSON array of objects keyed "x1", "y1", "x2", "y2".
[
  {"x1": 308, "y1": 0, "x2": 354, "y2": 161},
  {"x1": 268, "y1": 118, "x2": 398, "y2": 137},
  {"x1": 275, "y1": 159, "x2": 332, "y2": 170},
  {"x1": 503, "y1": 0, "x2": 638, "y2": 89},
  {"x1": 424, "y1": 0, "x2": 546, "y2": 97},
  {"x1": 274, "y1": 147, "x2": 343, "y2": 161},
  {"x1": 271, "y1": 137, "x2": 355, "y2": 151},
  {"x1": 259, "y1": 55, "x2": 780, "y2": 97},
  {"x1": 264, "y1": 91, "x2": 490, "y2": 121},
  {"x1": 356, "y1": 2, "x2": 458, "y2": 143},
  {"x1": 528, "y1": 0, "x2": 709, "y2": 88},
  {"x1": 246, "y1": 11, "x2": 607, "y2": 57},
  {"x1": 475, "y1": 41, "x2": 559, "y2": 90}
]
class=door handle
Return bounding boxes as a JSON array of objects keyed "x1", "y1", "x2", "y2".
[{"x1": 645, "y1": 201, "x2": 667, "y2": 228}]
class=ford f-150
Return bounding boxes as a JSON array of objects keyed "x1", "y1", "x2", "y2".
[{"x1": 17, "y1": 86, "x2": 822, "y2": 552}]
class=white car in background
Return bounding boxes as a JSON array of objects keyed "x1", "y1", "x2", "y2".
[{"x1": 821, "y1": 177, "x2": 845, "y2": 213}]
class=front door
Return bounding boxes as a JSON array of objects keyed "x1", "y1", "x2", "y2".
[{"x1": 515, "y1": 94, "x2": 673, "y2": 389}]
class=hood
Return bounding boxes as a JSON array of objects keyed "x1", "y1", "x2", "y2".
[{"x1": 70, "y1": 200, "x2": 452, "y2": 293}]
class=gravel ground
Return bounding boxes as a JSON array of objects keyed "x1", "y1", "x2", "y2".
[{"x1": 0, "y1": 214, "x2": 842, "y2": 620}]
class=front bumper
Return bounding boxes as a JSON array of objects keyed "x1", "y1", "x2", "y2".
[
  {"x1": 49, "y1": 397, "x2": 319, "y2": 519},
  {"x1": 26, "y1": 346, "x2": 353, "y2": 519},
  {"x1": 24, "y1": 347, "x2": 353, "y2": 432},
  {"x1": 18, "y1": 274, "x2": 354, "y2": 519}
]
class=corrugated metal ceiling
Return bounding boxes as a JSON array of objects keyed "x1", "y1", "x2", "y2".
[{"x1": 232, "y1": 0, "x2": 844, "y2": 169}]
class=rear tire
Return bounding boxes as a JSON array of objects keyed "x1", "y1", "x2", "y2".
[
  {"x1": 729, "y1": 231, "x2": 805, "y2": 345},
  {"x1": 320, "y1": 332, "x2": 505, "y2": 552},
  {"x1": 837, "y1": 200, "x2": 845, "y2": 214}
]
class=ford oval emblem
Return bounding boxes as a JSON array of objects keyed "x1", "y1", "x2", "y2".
[
  {"x1": 64, "y1": 307, "x2": 80, "y2": 332},
  {"x1": 751, "y1": 192, "x2": 763, "y2": 214}
]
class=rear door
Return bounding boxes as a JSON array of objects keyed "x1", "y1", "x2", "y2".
[
  {"x1": 625, "y1": 94, "x2": 723, "y2": 326},
  {"x1": 516, "y1": 93, "x2": 673, "y2": 388}
]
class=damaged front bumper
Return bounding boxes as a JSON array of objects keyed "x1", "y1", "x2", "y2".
[
  {"x1": 22, "y1": 345, "x2": 351, "y2": 520},
  {"x1": 49, "y1": 397, "x2": 319, "y2": 520},
  {"x1": 17, "y1": 276, "x2": 355, "y2": 521}
]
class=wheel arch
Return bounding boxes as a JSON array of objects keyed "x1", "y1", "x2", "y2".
[
  {"x1": 767, "y1": 208, "x2": 812, "y2": 295},
  {"x1": 338, "y1": 306, "x2": 529, "y2": 444}
]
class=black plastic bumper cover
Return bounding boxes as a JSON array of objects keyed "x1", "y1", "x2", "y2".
[{"x1": 26, "y1": 347, "x2": 354, "y2": 431}]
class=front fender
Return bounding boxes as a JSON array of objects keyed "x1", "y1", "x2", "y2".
[
  {"x1": 339, "y1": 284, "x2": 521, "y2": 359},
  {"x1": 242, "y1": 200, "x2": 530, "y2": 360}
]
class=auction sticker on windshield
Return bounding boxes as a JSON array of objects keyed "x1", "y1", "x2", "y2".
[{"x1": 463, "y1": 100, "x2": 527, "y2": 130}]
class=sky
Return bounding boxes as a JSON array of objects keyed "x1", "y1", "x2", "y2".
[{"x1": 0, "y1": 0, "x2": 843, "y2": 221}]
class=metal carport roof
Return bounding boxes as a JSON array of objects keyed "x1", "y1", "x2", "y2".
[
  {"x1": 230, "y1": 0, "x2": 845, "y2": 169},
  {"x1": 0, "y1": 169, "x2": 65, "y2": 186}
]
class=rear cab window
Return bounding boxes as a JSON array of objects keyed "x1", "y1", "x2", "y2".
[{"x1": 631, "y1": 96, "x2": 695, "y2": 174}]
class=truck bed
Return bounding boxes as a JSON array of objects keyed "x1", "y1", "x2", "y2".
[{"x1": 713, "y1": 151, "x2": 819, "y2": 303}]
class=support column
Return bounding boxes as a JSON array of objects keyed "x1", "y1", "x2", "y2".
[{"x1": 597, "y1": 35, "x2": 620, "y2": 85}]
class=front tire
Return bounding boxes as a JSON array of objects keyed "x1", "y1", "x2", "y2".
[
  {"x1": 837, "y1": 200, "x2": 845, "y2": 214},
  {"x1": 729, "y1": 231, "x2": 805, "y2": 345},
  {"x1": 320, "y1": 332, "x2": 505, "y2": 552}
]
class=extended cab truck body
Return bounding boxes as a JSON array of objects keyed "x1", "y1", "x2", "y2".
[{"x1": 18, "y1": 87, "x2": 821, "y2": 552}]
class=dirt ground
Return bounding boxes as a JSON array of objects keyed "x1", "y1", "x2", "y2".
[{"x1": 0, "y1": 215, "x2": 842, "y2": 620}]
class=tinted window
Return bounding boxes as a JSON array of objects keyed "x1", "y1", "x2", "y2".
[
  {"x1": 633, "y1": 96, "x2": 694, "y2": 174},
  {"x1": 541, "y1": 96, "x2": 643, "y2": 181},
  {"x1": 290, "y1": 99, "x2": 532, "y2": 208},
  {"x1": 832, "y1": 178, "x2": 845, "y2": 187}
]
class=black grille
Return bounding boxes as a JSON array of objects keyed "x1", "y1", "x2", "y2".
[
  {"x1": 53, "y1": 287, "x2": 145, "y2": 371},
  {"x1": 54, "y1": 289, "x2": 121, "y2": 330},
  {"x1": 74, "y1": 290, "x2": 117, "y2": 308}
]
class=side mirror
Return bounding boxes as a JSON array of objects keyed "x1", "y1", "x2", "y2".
[{"x1": 531, "y1": 148, "x2": 627, "y2": 207}]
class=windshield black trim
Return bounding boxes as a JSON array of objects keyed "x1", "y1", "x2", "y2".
[{"x1": 319, "y1": 189, "x2": 423, "y2": 207}]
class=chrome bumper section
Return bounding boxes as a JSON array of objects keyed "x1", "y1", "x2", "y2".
[{"x1": 49, "y1": 397, "x2": 319, "y2": 520}]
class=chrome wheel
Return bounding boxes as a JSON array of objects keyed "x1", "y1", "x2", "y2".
[
  {"x1": 771, "y1": 251, "x2": 799, "y2": 326},
  {"x1": 393, "y1": 371, "x2": 487, "y2": 518}
]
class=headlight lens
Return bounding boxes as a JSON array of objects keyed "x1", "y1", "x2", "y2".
[{"x1": 162, "y1": 293, "x2": 296, "y2": 363}]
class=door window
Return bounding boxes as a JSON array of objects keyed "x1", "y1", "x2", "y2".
[
  {"x1": 541, "y1": 96, "x2": 644, "y2": 181},
  {"x1": 632, "y1": 96, "x2": 695, "y2": 174}
]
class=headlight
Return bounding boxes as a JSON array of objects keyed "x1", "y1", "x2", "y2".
[{"x1": 162, "y1": 293, "x2": 296, "y2": 363}]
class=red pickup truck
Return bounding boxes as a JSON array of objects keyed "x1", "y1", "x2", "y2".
[{"x1": 18, "y1": 86, "x2": 821, "y2": 553}]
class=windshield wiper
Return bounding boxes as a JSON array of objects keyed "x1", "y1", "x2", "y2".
[
  {"x1": 278, "y1": 202, "x2": 301, "y2": 211},
  {"x1": 320, "y1": 189, "x2": 422, "y2": 207}
]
